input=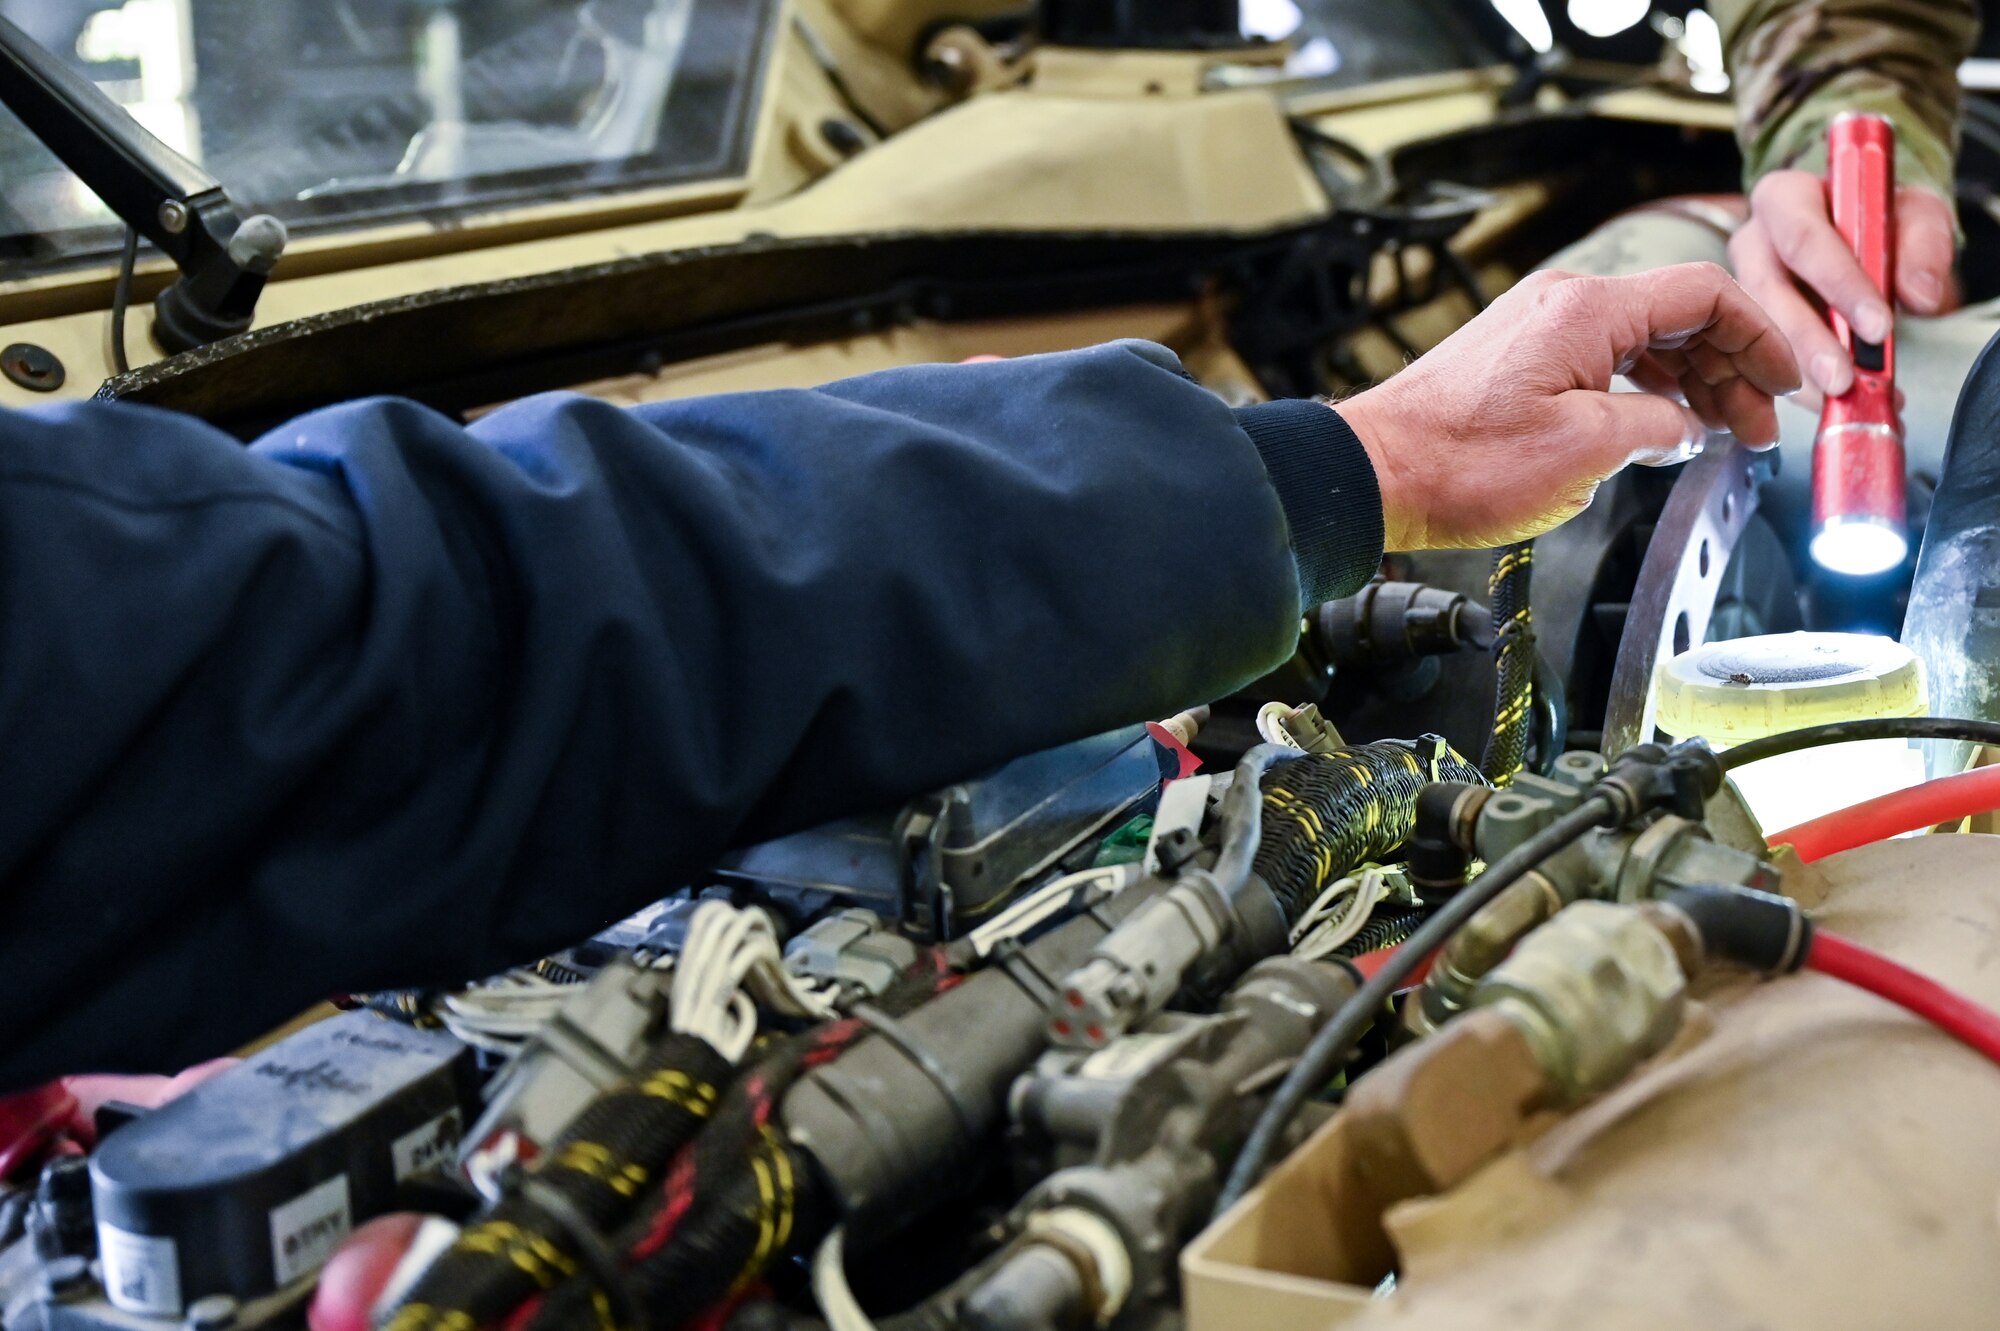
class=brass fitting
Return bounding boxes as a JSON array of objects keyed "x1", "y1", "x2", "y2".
[
  {"x1": 1406, "y1": 870, "x2": 1564, "y2": 1036},
  {"x1": 1472, "y1": 901, "x2": 1687, "y2": 1107}
]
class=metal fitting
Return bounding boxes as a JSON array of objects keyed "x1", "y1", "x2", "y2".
[
  {"x1": 1549, "y1": 750, "x2": 1607, "y2": 791},
  {"x1": 1410, "y1": 871, "x2": 1564, "y2": 1034},
  {"x1": 1588, "y1": 815, "x2": 1783, "y2": 903},
  {"x1": 1473, "y1": 901, "x2": 1687, "y2": 1107}
]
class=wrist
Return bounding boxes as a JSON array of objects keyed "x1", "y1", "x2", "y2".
[{"x1": 1329, "y1": 390, "x2": 1423, "y2": 552}]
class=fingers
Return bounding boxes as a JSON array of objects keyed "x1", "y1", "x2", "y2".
[
  {"x1": 1895, "y1": 185, "x2": 1957, "y2": 314},
  {"x1": 1751, "y1": 170, "x2": 1893, "y2": 343},
  {"x1": 1610, "y1": 262, "x2": 1800, "y2": 398},
  {"x1": 1578, "y1": 388, "x2": 1708, "y2": 468},
  {"x1": 1730, "y1": 219, "x2": 1849, "y2": 400}
]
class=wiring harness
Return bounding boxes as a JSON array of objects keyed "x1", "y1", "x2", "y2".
[
  {"x1": 1481, "y1": 540, "x2": 1537, "y2": 785},
  {"x1": 1252, "y1": 738, "x2": 1485, "y2": 927}
]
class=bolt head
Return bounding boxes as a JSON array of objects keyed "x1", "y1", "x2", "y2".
[
  {"x1": 1, "y1": 343, "x2": 65, "y2": 392},
  {"x1": 157, "y1": 200, "x2": 189, "y2": 234}
]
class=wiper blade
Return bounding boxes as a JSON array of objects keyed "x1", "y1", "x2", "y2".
[{"x1": 0, "y1": 14, "x2": 286, "y2": 355}]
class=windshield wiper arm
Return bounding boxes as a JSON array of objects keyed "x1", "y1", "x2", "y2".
[{"x1": 0, "y1": 14, "x2": 287, "y2": 355}]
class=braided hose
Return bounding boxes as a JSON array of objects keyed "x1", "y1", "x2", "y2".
[
  {"x1": 1482, "y1": 541, "x2": 1537, "y2": 785},
  {"x1": 1251, "y1": 739, "x2": 1486, "y2": 926},
  {"x1": 378, "y1": 1034, "x2": 734, "y2": 1331}
]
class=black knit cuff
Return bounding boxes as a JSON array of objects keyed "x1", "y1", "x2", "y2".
[{"x1": 1233, "y1": 399, "x2": 1384, "y2": 609}]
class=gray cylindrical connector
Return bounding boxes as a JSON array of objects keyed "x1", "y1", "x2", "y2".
[
  {"x1": 958, "y1": 1244, "x2": 1091, "y2": 1331},
  {"x1": 1047, "y1": 878, "x2": 1229, "y2": 1049}
]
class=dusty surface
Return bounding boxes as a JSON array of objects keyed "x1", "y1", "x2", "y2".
[{"x1": 1337, "y1": 834, "x2": 2000, "y2": 1330}]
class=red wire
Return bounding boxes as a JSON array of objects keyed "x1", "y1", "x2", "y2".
[
  {"x1": 1805, "y1": 931, "x2": 2000, "y2": 1068},
  {"x1": 1766, "y1": 763, "x2": 2000, "y2": 863}
]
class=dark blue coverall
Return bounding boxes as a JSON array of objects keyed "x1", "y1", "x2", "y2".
[{"x1": 0, "y1": 340, "x2": 1384, "y2": 1088}]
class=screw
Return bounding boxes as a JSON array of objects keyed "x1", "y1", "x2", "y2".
[
  {"x1": 1, "y1": 343, "x2": 65, "y2": 392},
  {"x1": 158, "y1": 199, "x2": 190, "y2": 234}
]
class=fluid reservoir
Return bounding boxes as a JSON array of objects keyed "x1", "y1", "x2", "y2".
[{"x1": 1654, "y1": 632, "x2": 1926, "y2": 833}]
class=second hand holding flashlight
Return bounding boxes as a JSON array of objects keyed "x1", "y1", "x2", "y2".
[{"x1": 1808, "y1": 112, "x2": 1908, "y2": 578}]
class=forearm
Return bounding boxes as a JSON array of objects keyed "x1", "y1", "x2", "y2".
[
  {"x1": 1716, "y1": 0, "x2": 1980, "y2": 198},
  {"x1": 0, "y1": 342, "x2": 1380, "y2": 1085}
]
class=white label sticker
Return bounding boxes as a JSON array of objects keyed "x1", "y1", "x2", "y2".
[
  {"x1": 392, "y1": 1108, "x2": 463, "y2": 1182},
  {"x1": 98, "y1": 1223, "x2": 182, "y2": 1316},
  {"x1": 269, "y1": 1174, "x2": 352, "y2": 1286}
]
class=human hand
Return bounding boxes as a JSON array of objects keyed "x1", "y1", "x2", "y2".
[
  {"x1": 1336, "y1": 263, "x2": 1799, "y2": 551},
  {"x1": 1729, "y1": 169, "x2": 1956, "y2": 408}
]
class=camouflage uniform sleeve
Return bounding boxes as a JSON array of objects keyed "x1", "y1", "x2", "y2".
[{"x1": 1715, "y1": 0, "x2": 1980, "y2": 199}]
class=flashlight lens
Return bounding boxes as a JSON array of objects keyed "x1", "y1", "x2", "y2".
[{"x1": 1810, "y1": 516, "x2": 1908, "y2": 576}]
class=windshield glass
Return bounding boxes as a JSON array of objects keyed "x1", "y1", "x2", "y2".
[{"x1": 0, "y1": 0, "x2": 774, "y2": 277}]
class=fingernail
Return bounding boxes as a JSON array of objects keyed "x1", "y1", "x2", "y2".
[
  {"x1": 1812, "y1": 351, "x2": 1850, "y2": 393},
  {"x1": 1859, "y1": 301, "x2": 1893, "y2": 343},
  {"x1": 1911, "y1": 272, "x2": 1942, "y2": 309}
]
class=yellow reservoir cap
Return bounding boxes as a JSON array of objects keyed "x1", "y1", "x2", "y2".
[{"x1": 1655, "y1": 631, "x2": 1926, "y2": 746}]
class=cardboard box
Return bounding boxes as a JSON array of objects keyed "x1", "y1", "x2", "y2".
[{"x1": 1180, "y1": 1112, "x2": 1385, "y2": 1331}]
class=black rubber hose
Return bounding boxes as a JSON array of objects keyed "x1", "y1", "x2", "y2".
[
  {"x1": 1212, "y1": 791, "x2": 1619, "y2": 1218},
  {"x1": 1481, "y1": 542, "x2": 1537, "y2": 785},
  {"x1": 1532, "y1": 649, "x2": 1569, "y2": 777},
  {"x1": 1212, "y1": 743, "x2": 1292, "y2": 901},
  {"x1": 1718, "y1": 718, "x2": 2000, "y2": 772}
]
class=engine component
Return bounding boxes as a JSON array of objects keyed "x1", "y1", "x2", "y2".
[
  {"x1": 1214, "y1": 741, "x2": 1726, "y2": 1217},
  {"x1": 783, "y1": 910, "x2": 921, "y2": 1002},
  {"x1": 459, "y1": 958, "x2": 673, "y2": 1177},
  {"x1": 1314, "y1": 578, "x2": 1492, "y2": 704},
  {"x1": 973, "y1": 958, "x2": 1360, "y2": 1330},
  {"x1": 1469, "y1": 901, "x2": 1686, "y2": 1107},
  {"x1": 780, "y1": 874, "x2": 1163, "y2": 1244},
  {"x1": 83, "y1": 1014, "x2": 475, "y2": 1318},
  {"x1": 715, "y1": 727, "x2": 1168, "y2": 937},
  {"x1": 1437, "y1": 754, "x2": 1779, "y2": 909},
  {"x1": 1050, "y1": 739, "x2": 1482, "y2": 1051},
  {"x1": 382, "y1": 1028, "x2": 732, "y2": 1331},
  {"x1": 1654, "y1": 631, "x2": 1928, "y2": 832},
  {"x1": 1191, "y1": 836, "x2": 2000, "y2": 1331},
  {"x1": 1406, "y1": 871, "x2": 1563, "y2": 1035}
]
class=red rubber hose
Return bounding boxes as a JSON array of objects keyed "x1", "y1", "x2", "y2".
[
  {"x1": 1765, "y1": 764, "x2": 2000, "y2": 863},
  {"x1": 1805, "y1": 931, "x2": 2000, "y2": 1068}
]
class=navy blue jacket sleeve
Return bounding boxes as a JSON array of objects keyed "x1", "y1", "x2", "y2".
[{"x1": 0, "y1": 340, "x2": 1381, "y2": 1086}]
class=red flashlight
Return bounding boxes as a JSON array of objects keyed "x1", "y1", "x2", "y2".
[{"x1": 1809, "y1": 112, "x2": 1908, "y2": 577}]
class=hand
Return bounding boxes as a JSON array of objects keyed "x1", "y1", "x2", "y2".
[
  {"x1": 1336, "y1": 263, "x2": 1799, "y2": 551},
  {"x1": 1729, "y1": 169, "x2": 1956, "y2": 407}
]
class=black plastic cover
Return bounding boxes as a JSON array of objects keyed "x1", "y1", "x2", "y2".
[{"x1": 88, "y1": 1014, "x2": 476, "y2": 1316}]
